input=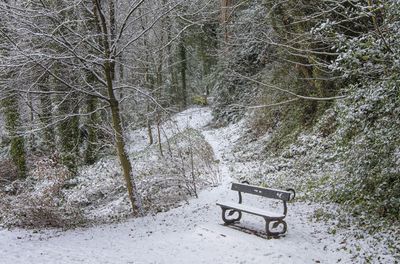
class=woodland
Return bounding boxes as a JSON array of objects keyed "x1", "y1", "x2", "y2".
[{"x1": 0, "y1": 0, "x2": 399, "y2": 262}]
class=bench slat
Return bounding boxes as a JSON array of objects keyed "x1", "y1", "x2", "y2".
[
  {"x1": 216, "y1": 202, "x2": 285, "y2": 219},
  {"x1": 231, "y1": 183, "x2": 291, "y2": 201}
]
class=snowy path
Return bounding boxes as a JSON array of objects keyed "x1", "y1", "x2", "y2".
[{"x1": 0, "y1": 107, "x2": 352, "y2": 264}]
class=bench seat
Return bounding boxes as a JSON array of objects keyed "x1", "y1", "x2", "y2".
[{"x1": 216, "y1": 202, "x2": 285, "y2": 219}]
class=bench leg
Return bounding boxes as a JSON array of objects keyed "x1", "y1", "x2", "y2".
[
  {"x1": 265, "y1": 219, "x2": 287, "y2": 237},
  {"x1": 221, "y1": 208, "x2": 242, "y2": 224}
]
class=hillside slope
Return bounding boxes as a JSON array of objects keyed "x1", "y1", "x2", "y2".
[{"x1": 1, "y1": 107, "x2": 397, "y2": 263}]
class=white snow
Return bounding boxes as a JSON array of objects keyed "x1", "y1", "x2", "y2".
[
  {"x1": 127, "y1": 107, "x2": 213, "y2": 154},
  {"x1": 0, "y1": 186, "x2": 349, "y2": 264},
  {"x1": 0, "y1": 106, "x2": 393, "y2": 263}
]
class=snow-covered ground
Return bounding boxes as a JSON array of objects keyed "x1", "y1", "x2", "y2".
[
  {"x1": 0, "y1": 107, "x2": 395, "y2": 263},
  {"x1": 127, "y1": 107, "x2": 213, "y2": 154}
]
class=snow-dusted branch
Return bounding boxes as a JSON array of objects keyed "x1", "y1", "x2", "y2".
[{"x1": 232, "y1": 71, "x2": 347, "y2": 101}]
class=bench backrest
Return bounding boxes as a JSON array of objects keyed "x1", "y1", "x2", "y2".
[{"x1": 231, "y1": 183, "x2": 291, "y2": 201}]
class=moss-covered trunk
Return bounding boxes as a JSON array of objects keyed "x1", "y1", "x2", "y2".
[
  {"x1": 105, "y1": 61, "x2": 141, "y2": 214},
  {"x1": 85, "y1": 95, "x2": 99, "y2": 165},
  {"x1": 179, "y1": 36, "x2": 187, "y2": 108},
  {"x1": 38, "y1": 75, "x2": 55, "y2": 152},
  {"x1": 58, "y1": 90, "x2": 79, "y2": 173},
  {"x1": 2, "y1": 95, "x2": 26, "y2": 178}
]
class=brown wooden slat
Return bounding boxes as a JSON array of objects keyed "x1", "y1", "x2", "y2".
[{"x1": 231, "y1": 183, "x2": 291, "y2": 201}]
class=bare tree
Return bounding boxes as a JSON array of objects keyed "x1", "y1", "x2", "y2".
[{"x1": 0, "y1": 0, "x2": 182, "y2": 213}]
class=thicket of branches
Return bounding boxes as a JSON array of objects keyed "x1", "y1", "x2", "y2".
[
  {"x1": 0, "y1": 0, "x2": 219, "y2": 214},
  {"x1": 213, "y1": 0, "x2": 399, "y2": 220}
]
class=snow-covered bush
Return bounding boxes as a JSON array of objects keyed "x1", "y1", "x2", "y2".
[
  {"x1": 59, "y1": 126, "x2": 218, "y2": 223},
  {"x1": 331, "y1": 82, "x2": 400, "y2": 219},
  {"x1": 0, "y1": 192, "x2": 84, "y2": 229},
  {"x1": 321, "y1": 1, "x2": 400, "y2": 220},
  {"x1": 0, "y1": 159, "x2": 18, "y2": 190},
  {"x1": 0, "y1": 157, "x2": 84, "y2": 228},
  {"x1": 136, "y1": 128, "x2": 218, "y2": 212}
]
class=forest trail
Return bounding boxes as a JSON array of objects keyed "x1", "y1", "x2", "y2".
[{"x1": 0, "y1": 107, "x2": 352, "y2": 264}]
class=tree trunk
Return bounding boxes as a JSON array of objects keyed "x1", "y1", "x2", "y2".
[
  {"x1": 85, "y1": 95, "x2": 99, "y2": 165},
  {"x1": 146, "y1": 103, "x2": 154, "y2": 145},
  {"x1": 105, "y1": 61, "x2": 143, "y2": 215},
  {"x1": 58, "y1": 102, "x2": 79, "y2": 173},
  {"x1": 221, "y1": 0, "x2": 232, "y2": 42},
  {"x1": 157, "y1": 112, "x2": 163, "y2": 157},
  {"x1": 2, "y1": 95, "x2": 26, "y2": 178},
  {"x1": 179, "y1": 36, "x2": 187, "y2": 109},
  {"x1": 38, "y1": 75, "x2": 55, "y2": 152},
  {"x1": 0, "y1": 6, "x2": 26, "y2": 178},
  {"x1": 57, "y1": 74, "x2": 79, "y2": 173},
  {"x1": 93, "y1": 0, "x2": 143, "y2": 215},
  {"x1": 109, "y1": 0, "x2": 116, "y2": 80}
]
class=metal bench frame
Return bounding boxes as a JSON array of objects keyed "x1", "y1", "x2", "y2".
[{"x1": 217, "y1": 182, "x2": 295, "y2": 237}]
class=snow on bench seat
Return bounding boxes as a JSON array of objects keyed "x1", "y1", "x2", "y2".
[{"x1": 216, "y1": 201, "x2": 284, "y2": 219}]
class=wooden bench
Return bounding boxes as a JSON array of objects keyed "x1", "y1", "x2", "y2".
[{"x1": 216, "y1": 182, "x2": 295, "y2": 237}]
